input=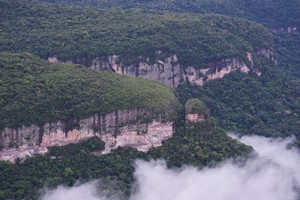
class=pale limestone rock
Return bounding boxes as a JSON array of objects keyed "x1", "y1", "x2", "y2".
[
  {"x1": 247, "y1": 52, "x2": 254, "y2": 67},
  {"x1": 48, "y1": 56, "x2": 58, "y2": 63},
  {"x1": 257, "y1": 49, "x2": 274, "y2": 61},
  {"x1": 91, "y1": 54, "x2": 185, "y2": 88},
  {"x1": 40, "y1": 129, "x2": 95, "y2": 147},
  {"x1": 186, "y1": 114, "x2": 205, "y2": 123},
  {"x1": 49, "y1": 49, "x2": 274, "y2": 88},
  {"x1": 101, "y1": 121, "x2": 173, "y2": 154},
  {"x1": 89, "y1": 51, "x2": 276, "y2": 87},
  {"x1": 0, "y1": 109, "x2": 173, "y2": 162},
  {"x1": 185, "y1": 57, "x2": 250, "y2": 86}
]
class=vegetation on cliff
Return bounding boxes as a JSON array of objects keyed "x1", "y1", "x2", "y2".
[
  {"x1": 0, "y1": 105, "x2": 252, "y2": 200},
  {"x1": 0, "y1": 0, "x2": 273, "y2": 67},
  {"x1": 185, "y1": 98, "x2": 209, "y2": 117},
  {"x1": 177, "y1": 59, "x2": 300, "y2": 145},
  {"x1": 0, "y1": 0, "x2": 299, "y2": 199},
  {"x1": 38, "y1": 0, "x2": 300, "y2": 80},
  {"x1": 0, "y1": 52, "x2": 179, "y2": 130}
]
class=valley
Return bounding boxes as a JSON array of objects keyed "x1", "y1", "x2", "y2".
[{"x1": 0, "y1": 0, "x2": 299, "y2": 199}]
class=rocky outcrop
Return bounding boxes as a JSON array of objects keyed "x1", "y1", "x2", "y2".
[
  {"x1": 0, "y1": 109, "x2": 173, "y2": 162},
  {"x1": 48, "y1": 49, "x2": 273, "y2": 88},
  {"x1": 90, "y1": 53, "x2": 254, "y2": 87},
  {"x1": 270, "y1": 27, "x2": 298, "y2": 34},
  {"x1": 256, "y1": 49, "x2": 275, "y2": 61},
  {"x1": 101, "y1": 121, "x2": 173, "y2": 154},
  {"x1": 185, "y1": 98, "x2": 209, "y2": 124},
  {"x1": 186, "y1": 113, "x2": 205, "y2": 123},
  {"x1": 184, "y1": 98, "x2": 216, "y2": 132},
  {"x1": 91, "y1": 54, "x2": 185, "y2": 88},
  {"x1": 185, "y1": 57, "x2": 251, "y2": 86}
]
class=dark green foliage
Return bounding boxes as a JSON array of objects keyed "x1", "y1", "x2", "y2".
[
  {"x1": 37, "y1": 0, "x2": 300, "y2": 81},
  {"x1": 149, "y1": 128, "x2": 252, "y2": 168},
  {"x1": 0, "y1": 0, "x2": 273, "y2": 67},
  {"x1": 185, "y1": 98, "x2": 208, "y2": 116},
  {"x1": 275, "y1": 33, "x2": 300, "y2": 80},
  {"x1": 0, "y1": 127, "x2": 252, "y2": 200},
  {"x1": 177, "y1": 60, "x2": 300, "y2": 141},
  {"x1": 48, "y1": 136, "x2": 105, "y2": 157},
  {"x1": 0, "y1": 1, "x2": 298, "y2": 199},
  {"x1": 38, "y1": 0, "x2": 300, "y2": 29},
  {"x1": 0, "y1": 52, "x2": 179, "y2": 129}
]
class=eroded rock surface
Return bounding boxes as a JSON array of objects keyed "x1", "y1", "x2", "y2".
[
  {"x1": 0, "y1": 109, "x2": 173, "y2": 162},
  {"x1": 48, "y1": 49, "x2": 273, "y2": 87}
]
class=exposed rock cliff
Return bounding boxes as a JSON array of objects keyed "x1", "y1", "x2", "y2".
[
  {"x1": 49, "y1": 49, "x2": 273, "y2": 88},
  {"x1": 270, "y1": 26, "x2": 298, "y2": 34},
  {"x1": 89, "y1": 50, "x2": 268, "y2": 87},
  {"x1": 0, "y1": 109, "x2": 173, "y2": 162},
  {"x1": 90, "y1": 54, "x2": 185, "y2": 88}
]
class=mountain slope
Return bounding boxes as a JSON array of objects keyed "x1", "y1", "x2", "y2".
[
  {"x1": 177, "y1": 58, "x2": 300, "y2": 145},
  {"x1": 0, "y1": 52, "x2": 179, "y2": 130},
  {"x1": 0, "y1": 0, "x2": 273, "y2": 67},
  {"x1": 37, "y1": 0, "x2": 300, "y2": 80},
  {"x1": 38, "y1": 0, "x2": 300, "y2": 28}
]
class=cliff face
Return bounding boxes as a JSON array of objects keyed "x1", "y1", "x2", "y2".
[
  {"x1": 185, "y1": 56, "x2": 252, "y2": 86},
  {"x1": 0, "y1": 109, "x2": 173, "y2": 162},
  {"x1": 89, "y1": 51, "x2": 265, "y2": 87},
  {"x1": 90, "y1": 54, "x2": 185, "y2": 88},
  {"x1": 50, "y1": 49, "x2": 273, "y2": 88}
]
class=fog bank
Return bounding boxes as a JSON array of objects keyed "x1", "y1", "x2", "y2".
[{"x1": 40, "y1": 135, "x2": 300, "y2": 200}]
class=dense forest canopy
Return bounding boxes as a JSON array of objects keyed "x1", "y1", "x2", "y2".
[
  {"x1": 36, "y1": 0, "x2": 300, "y2": 80},
  {"x1": 0, "y1": 0, "x2": 299, "y2": 199},
  {"x1": 38, "y1": 0, "x2": 300, "y2": 28},
  {"x1": 0, "y1": 52, "x2": 179, "y2": 129},
  {"x1": 0, "y1": 0, "x2": 273, "y2": 67},
  {"x1": 177, "y1": 60, "x2": 300, "y2": 143}
]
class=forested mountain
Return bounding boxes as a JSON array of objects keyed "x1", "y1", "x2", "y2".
[
  {"x1": 0, "y1": 0, "x2": 298, "y2": 145},
  {"x1": 37, "y1": 0, "x2": 300, "y2": 79},
  {"x1": 178, "y1": 61, "x2": 300, "y2": 144},
  {"x1": 0, "y1": 0, "x2": 273, "y2": 67},
  {"x1": 0, "y1": 0, "x2": 300, "y2": 199},
  {"x1": 0, "y1": 54, "x2": 252, "y2": 199},
  {"x1": 38, "y1": 0, "x2": 300, "y2": 28},
  {"x1": 0, "y1": 52, "x2": 179, "y2": 129}
]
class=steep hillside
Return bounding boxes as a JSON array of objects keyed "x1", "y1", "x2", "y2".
[
  {"x1": 0, "y1": 101, "x2": 252, "y2": 200},
  {"x1": 177, "y1": 58, "x2": 300, "y2": 145},
  {"x1": 0, "y1": 52, "x2": 179, "y2": 130},
  {"x1": 29, "y1": 0, "x2": 300, "y2": 138},
  {"x1": 275, "y1": 34, "x2": 300, "y2": 79},
  {"x1": 0, "y1": 53, "x2": 252, "y2": 199},
  {"x1": 0, "y1": 0, "x2": 273, "y2": 68},
  {"x1": 38, "y1": 0, "x2": 300, "y2": 80}
]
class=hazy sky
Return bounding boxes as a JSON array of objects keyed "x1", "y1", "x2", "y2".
[{"x1": 40, "y1": 135, "x2": 300, "y2": 200}]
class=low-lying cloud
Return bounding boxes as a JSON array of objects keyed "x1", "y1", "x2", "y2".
[{"x1": 40, "y1": 135, "x2": 300, "y2": 200}]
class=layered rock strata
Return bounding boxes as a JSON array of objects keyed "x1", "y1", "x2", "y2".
[
  {"x1": 0, "y1": 109, "x2": 173, "y2": 162},
  {"x1": 49, "y1": 49, "x2": 273, "y2": 88}
]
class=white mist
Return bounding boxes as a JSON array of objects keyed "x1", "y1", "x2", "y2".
[{"x1": 41, "y1": 135, "x2": 300, "y2": 200}]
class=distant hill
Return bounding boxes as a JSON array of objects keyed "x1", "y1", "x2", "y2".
[
  {"x1": 37, "y1": 0, "x2": 300, "y2": 28},
  {"x1": 0, "y1": 0, "x2": 273, "y2": 67},
  {"x1": 36, "y1": 0, "x2": 300, "y2": 79}
]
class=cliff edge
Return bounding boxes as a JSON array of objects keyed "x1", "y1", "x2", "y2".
[{"x1": 0, "y1": 53, "x2": 181, "y2": 162}]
